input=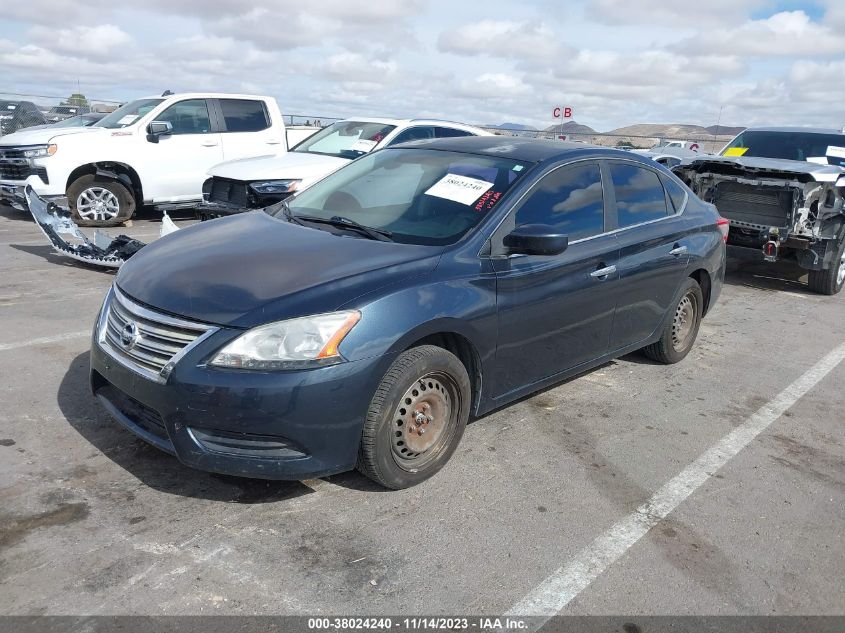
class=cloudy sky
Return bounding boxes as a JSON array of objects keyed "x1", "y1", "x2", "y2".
[{"x1": 2, "y1": 0, "x2": 844, "y2": 131}]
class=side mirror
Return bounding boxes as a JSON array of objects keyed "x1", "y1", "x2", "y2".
[
  {"x1": 503, "y1": 224, "x2": 569, "y2": 256},
  {"x1": 147, "y1": 120, "x2": 172, "y2": 143}
]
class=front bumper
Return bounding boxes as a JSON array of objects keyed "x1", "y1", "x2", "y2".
[{"x1": 90, "y1": 333, "x2": 390, "y2": 480}]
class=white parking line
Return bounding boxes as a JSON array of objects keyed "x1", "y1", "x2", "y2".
[
  {"x1": 0, "y1": 331, "x2": 90, "y2": 351},
  {"x1": 506, "y1": 341, "x2": 845, "y2": 623}
]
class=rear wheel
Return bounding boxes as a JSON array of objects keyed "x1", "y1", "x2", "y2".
[
  {"x1": 67, "y1": 175, "x2": 135, "y2": 227},
  {"x1": 357, "y1": 345, "x2": 470, "y2": 489},
  {"x1": 807, "y1": 239, "x2": 845, "y2": 296},
  {"x1": 643, "y1": 277, "x2": 703, "y2": 364}
]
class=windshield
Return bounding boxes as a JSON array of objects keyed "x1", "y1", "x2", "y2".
[
  {"x1": 271, "y1": 148, "x2": 532, "y2": 246},
  {"x1": 0, "y1": 101, "x2": 18, "y2": 116},
  {"x1": 292, "y1": 121, "x2": 397, "y2": 159},
  {"x1": 96, "y1": 98, "x2": 163, "y2": 129},
  {"x1": 722, "y1": 130, "x2": 845, "y2": 167}
]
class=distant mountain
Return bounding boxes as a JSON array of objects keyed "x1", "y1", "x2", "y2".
[
  {"x1": 489, "y1": 122, "x2": 538, "y2": 131},
  {"x1": 705, "y1": 124, "x2": 745, "y2": 136},
  {"x1": 543, "y1": 120, "x2": 597, "y2": 135},
  {"x1": 606, "y1": 123, "x2": 714, "y2": 137}
]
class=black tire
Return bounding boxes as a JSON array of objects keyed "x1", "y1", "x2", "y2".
[
  {"x1": 67, "y1": 175, "x2": 135, "y2": 227},
  {"x1": 807, "y1": 239, "x2": 845, "y2": 296},
  {"x1": 643, "y1": 277, "x2": 704, "y2": 364},
  {"x1": 357, "y1": 345, "x2": 471, "y2": 489}
]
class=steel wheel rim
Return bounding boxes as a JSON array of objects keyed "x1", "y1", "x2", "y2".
[
  {"x1": 671, "y1": 292, "x2": 697, "y2": 352},
  {"x1": 391, "y1": 372, "x2": 459, "y2": 471},
  {"x1": 76, "y1": 187, "x2": 120, "y2": 221},
  {"x1": 837, "y1": 251, "x2": 845, "y2": 286}
]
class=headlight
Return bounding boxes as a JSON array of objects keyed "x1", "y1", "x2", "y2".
[
  {"x1": 210, "y1": 310, "x2": 360, "y2": 370},
  {"x1": 23, "y1": 144, "x2": 57, "y2": 158},
  {"x1": 249, "y1": 179, "x2": 300, "y2": 195}
]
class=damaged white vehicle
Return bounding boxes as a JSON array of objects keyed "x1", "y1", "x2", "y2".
[
  {"x1": 25, "y1": 186, "x2": 178, "y2": 268},
  {"x1": 674, "y1": 127, "x2": 845, "y2": 295}
]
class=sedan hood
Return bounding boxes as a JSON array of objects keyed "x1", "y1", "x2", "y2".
[
  {"x1": 0, "y1": 125, "x2": 100, "y2": 146},
  {"x1": 116, "y1": 212, "x2": 440, "y2": 328},
  {"x1": 681, "y1": 155, "x2": 845, "y2": 183},
  {"x1": 207, "y1": 151, "x2": 350, "y2": 182}
]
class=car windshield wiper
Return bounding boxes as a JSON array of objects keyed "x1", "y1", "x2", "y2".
[
  {"x1": 275, "y1": 199, "x2": 304, "y2": 226},
  {"x1": 294, "y1": 214, "x2": 393, "y2": 242}
]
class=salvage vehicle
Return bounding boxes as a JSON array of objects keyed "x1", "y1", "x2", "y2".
[
  {"x1": 675, "y1": 127, "x2": 845, "y2": 294},
  {"x1": 90, "y1": 137, "x2": 726, "y2": 489},
  {"x1": 46, "y1": 104, "x2": 92, "y2": 123},
  {"x1": 0, "y1": 92, "x2": 316, "y2": 227},
  {"x1": 0, "y1": 100, "x2": 46, "y2": 135},
  {"x1": 200, "y1": 118, "x2": 490, "y2": 217}
]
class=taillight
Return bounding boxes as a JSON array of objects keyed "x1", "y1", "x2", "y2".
[{"x1": 716, "y1": 217, "x2": 730, "y2": 242}]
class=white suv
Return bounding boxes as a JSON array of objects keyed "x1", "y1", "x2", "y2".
[
  {"x1": 202, "y1": 118, "x2": 491, "y2": 216},
  {"x1": 0, "y1": 92, "x2": 295, "y2": 226}
]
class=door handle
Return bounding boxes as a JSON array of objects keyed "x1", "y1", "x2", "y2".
[
  {"x1": 590, "y1": 265, "x2": 616, "y2": 279},
  {"x1": 669, "y1": 245, "x2": 688, "y2": 256},
  {"x1": 266, "y1": 139, "x2": 283, "y2": 145},
  {"x1": 200, "y1": 141, "x2": 219, "y2": 147}
]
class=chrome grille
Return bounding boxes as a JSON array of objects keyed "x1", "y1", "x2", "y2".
[{"x1": 98, "y1": 286, "x2": 217, "y2": 383}]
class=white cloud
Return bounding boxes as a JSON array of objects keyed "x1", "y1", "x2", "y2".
[
  {"x1": 438, "y1": 20, "x2": 565, "y2": 60},
  {"x1": 585, "y1": 0, "x2": 768, "y2": 27},
  {"x1": 677, "y1": 11, "x2": 845, "y2": 57},
  {"x1": 28, "y1": 24, "x2": 132, "y2": 58}
]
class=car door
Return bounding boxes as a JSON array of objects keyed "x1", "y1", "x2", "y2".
[
  {"x1": 490, "y1": 160, "x2": 620, "y2": 397},
  {"x1": 213, "y1": 98, "x2": 283, "y2": 160},
  {"x1": 141, "y1": 98, "x2": 223, "y2": 202},
  {"x1": 604, "y1": 160, "x2": 692, "y2": 351}
]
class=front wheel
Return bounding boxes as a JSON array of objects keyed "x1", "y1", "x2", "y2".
[
  {"x1": 67, "y1": 175, "x2": 135, "y2": 227},
  {"x1": 807, "y1": 239, "x2": 845, "y2": 296},
  {"x1": 357, "y1": 345, "x2": 471, "y2": 489},
  {"x1": 643, "y1": 277, "x2": 704, "y2": 364}
]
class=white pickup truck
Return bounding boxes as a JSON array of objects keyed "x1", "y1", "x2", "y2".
[{"x1": 0, "y1": 92, "x2": 319, "y2": 226}]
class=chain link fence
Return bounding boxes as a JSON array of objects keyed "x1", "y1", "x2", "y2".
[
  {"x1": 0, "y1": 92, "x2": 124, "y2": 137},
  {"x1": 477, "y1": 126, "x2": 733, "y2": 154},
  {"x1": 0, "y1": 91, "x2": 734, "y2": 152}
]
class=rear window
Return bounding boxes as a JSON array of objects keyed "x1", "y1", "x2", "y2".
[
  {"x1": 220, "y1": 99, "x2": 270, "y2": 133},
  {"x1": 610, "y1": 163, "x2": 668, "y2": 228}
]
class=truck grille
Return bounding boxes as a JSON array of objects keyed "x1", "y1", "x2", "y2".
[
  {"x1": 0, "y1": 147, "x2": 48, "y2": 182},
  {"x1": 208, "y1": 177, "x2": 250, "y2": 208},
  {"x1": 99, "y1": 287, "x2": 217, "y2": 383},
  {"x1": 714, "y1": 182, "x2": 795, "y2": 229}
]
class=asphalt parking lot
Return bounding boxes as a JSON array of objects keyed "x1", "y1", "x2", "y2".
[{"x1": 1, "y1": 202, "x2": 843, "y2": 617}]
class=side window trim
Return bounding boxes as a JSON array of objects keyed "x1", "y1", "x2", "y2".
[
  {"x1": 661, "y1": 173, "x2": 689, "y2": 215},
  {"x1": 207, "y1": 99, "x2": 225, "y2": 134}
]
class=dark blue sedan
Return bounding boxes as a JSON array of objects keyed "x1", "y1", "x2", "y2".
[{"x1": 90, "y1": 137, "x2": 727, "y2": 489}]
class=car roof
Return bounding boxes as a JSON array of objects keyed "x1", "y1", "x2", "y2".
[
  {"x1": 139, "y1": 92, "x2": 274, "y2": 101},
  {"x1": 745, "y1": 126, "x2": 845, "y2": 135},
  {"x1": 387, "y1": 135, "x2": 652, "y2": 164},
  {"x1": 338, "y1": 117, "x2": 485, "y2": 131}
]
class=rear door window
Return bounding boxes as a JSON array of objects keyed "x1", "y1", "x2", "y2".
[
  {"x1": 662, "y1": 176, "x2": 688, "y2": 213},
  {"x1": 219, "y1": 99, "x2": 270, "y2": 132},
  {"x1": 609, "y1": 163, "x2": 669, "y2": 228},
  {"x1": 513, "y1": 162, "x2": 605, "y2": 241},
  {"x1": 435, "y1": 127, "x2": 475, "y2": 138}
]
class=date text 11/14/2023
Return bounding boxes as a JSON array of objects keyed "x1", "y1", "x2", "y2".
[{"x1": 307, "y1": 617, "x2": 529, "y2": 630}]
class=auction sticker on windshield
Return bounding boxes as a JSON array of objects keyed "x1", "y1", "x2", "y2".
[
  {"x1": 723, "y1": 147, "x2": 749, "y2": 157},
  {"x1": 350, "y1": 139, "x2": 378, "y2": 153},
  {"x1": 826, "y1": 146, "x2": 845, "y2": 159},
  {"x1": 425, "y1": 174, "x2": 494, "y2": 205}
]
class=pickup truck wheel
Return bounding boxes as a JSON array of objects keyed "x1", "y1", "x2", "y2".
[
  {"x1": 643, "y1": 278, "x2": 703, "y2": 364},
  {"x1": 807, "y1": 239, "x2": 845, "y2": 296},
  {"x1": 67, "y1": 175, "x2": 135, "y2": 227},
  {"x1": 357, "y1": 345, "x2": 470, "y2": 489}
]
